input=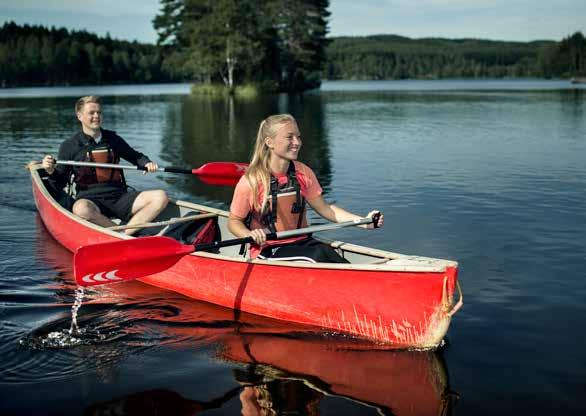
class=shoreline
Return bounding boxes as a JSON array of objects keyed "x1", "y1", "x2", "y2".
[{"x1": 1, "y1": 79, "x2": 585, "y2": 99}]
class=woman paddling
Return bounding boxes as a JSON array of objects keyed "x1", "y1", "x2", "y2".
[{"x1": 228, "y1": 114, "x2": 384, "y2": 263}]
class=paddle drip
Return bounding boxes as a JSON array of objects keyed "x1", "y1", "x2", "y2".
[
  {"x1": 19, "y1": 287, "x2": 101, "y2": 349},
  {"x1": 69, "y1": 286, "x2": 84, "y2": 335},
  {"x1": 32, "y1": 287, "x2": 87, "y2": 348}
]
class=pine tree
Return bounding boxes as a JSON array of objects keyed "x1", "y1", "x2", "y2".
[
  {"x1": 266, "y1": 0, "x2": 330, "y2": 91},
  {"x1": 152, "y1": 0, "x2": 330, "y2": 91}
]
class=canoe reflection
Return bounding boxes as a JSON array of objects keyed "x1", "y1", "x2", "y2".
[
  {"x1": 226, "y1": 336, "x2": 456, "y2": 416},
  {"x1": 36, "y1": 217, "x2": 458, "y2": 416},
  {"x1": 83, "y1": 349, "x2": 455, "y2": 416}
]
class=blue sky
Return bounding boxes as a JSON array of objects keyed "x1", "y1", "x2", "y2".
[{"x1": 0, "y1": 0, "x2": 584, "y2": 43}]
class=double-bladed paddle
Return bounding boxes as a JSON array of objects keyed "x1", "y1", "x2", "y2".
[
  {"x1": 54, "y1": 160, "x2": 248, "y2": 186},
  {"x1": 74, "y1": 215, "x2": 380, "y2": 287}
]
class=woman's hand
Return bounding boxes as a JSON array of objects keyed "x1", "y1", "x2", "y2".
[
  {"x1": 143, "y1": 161, "x2": 159, "y2": 174},
  {"x1": 247, "y1": 228, "x2": 268, "y2": 245},
  {"x1": 42, "y1": 155, "x2": 56, "y2": 175},
  {"x1": 366, "y1": 210, "x2": 384, "y2": 229}
]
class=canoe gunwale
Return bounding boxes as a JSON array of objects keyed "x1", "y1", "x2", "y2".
[{"x1": 173, "y1": 199, "x2": 458, "y2": 273}]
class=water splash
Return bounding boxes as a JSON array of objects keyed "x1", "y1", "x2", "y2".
[
  {"x1": 19, "y1": 286, "x2": 109, "y2": 349},
  {"x1": 35, "y1": 287, "x2": 90, "y2": 348},
  {"x1": 69, "y1": 286, "x2": 84, "y2": 335}
]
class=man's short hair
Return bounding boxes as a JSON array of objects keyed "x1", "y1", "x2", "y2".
[{"x1": 75, "y1": 95, "x2": 101, "y2": 114}]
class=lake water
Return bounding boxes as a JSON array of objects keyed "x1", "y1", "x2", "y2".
[{"x1": 1, "y1": 80, "x2": 585, "y2": 415}]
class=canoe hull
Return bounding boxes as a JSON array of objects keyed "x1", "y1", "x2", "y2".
[
  {"x1": 143, "y1": 255, "x2": 458, "y2": 348},
  {"x1": 31, "y1": 166, "x2": 460, "y2": 349}
]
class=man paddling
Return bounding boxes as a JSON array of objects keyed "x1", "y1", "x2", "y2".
[{"x1": 42, "y1": 95, "x2": 168, "y2": 235}]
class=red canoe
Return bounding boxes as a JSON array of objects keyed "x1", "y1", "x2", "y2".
[
  {"x1": 35, "y1": 233, "x2": 457, "y2": 415},
  {"x1": 29, "y1": 163, "x2": 462, "y2": 349}
]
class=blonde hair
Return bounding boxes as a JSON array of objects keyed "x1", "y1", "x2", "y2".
[
  {"x1": 75, "y1": 95, "x2": 101, "y2": 114},
  {"x1": 245, "y1": 114, "x2": 297, "y2": 212}
]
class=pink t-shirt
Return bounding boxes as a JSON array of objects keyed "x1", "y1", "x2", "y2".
[{"x1": 230, "y1": 161, "x2": 323, "y2": 258}]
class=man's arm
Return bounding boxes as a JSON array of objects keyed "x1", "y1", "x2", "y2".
[
  {"x1": 45, "y1": 139, "x2": 74, "y2": 190},
  {"x1": 110, "y1": 132, "x2": 151, "y2": 168}
]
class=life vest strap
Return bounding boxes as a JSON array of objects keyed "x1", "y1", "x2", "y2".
[{"x1": 262, "y1": 162, "x2": 305, "y2": 232}]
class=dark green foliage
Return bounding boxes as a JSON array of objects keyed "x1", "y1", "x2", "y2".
[
  {"x1": 265, "y1": 0, "x2": 330, "y2": 91},
  {"x1": 153, "y1": 0, "x2": 331, "y2": 92},
  {"x1": 552, "y1": 32, "x2": 586, "y2": 78},
  {"x1": 0, "y1": 21, "x2": 178, "y2": 87},
  {"x1": 324, "y1": 33, "x2": 586, "y2": 80}
]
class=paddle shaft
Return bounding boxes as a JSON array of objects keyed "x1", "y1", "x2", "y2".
[
  {"x1": 51, "y1": 160, "x2": 247, "y2": 186},
  {"x1": 74, "y1": 214, "x2": 380, "y2": 286},
  {"x1": 55, "y1": 160, "x2": 191, "y2": 174},
  {"x1": 194, "y1": 215, "x2": 380, "y2": 252}
]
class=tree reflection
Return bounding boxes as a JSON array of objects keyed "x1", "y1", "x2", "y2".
[{"x1": 158, "y1": 94, "x2": 333, "y2": 205}]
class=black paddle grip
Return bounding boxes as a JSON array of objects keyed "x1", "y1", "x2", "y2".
[
  {"x1": 194, "y1": 236, "x2": 254, "y2": 252},
  {"x1": 161, "y1": 166, "x2": 193, "y2": 174},
  {"x1": 194, "y1": 231, "x2": 280, "y2": 252},
  {"x1": 371, "y1": 212, "x2": 381, "y2": 228}
]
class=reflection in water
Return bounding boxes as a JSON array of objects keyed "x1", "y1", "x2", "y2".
[
  {"x1": 32, "y1": 219, "x2": 458, "y2": 415},
  {"x1": 559, "y1": 89, "x2": 584, "y2": 122},
  {"x1": 85, "y1": 387, "x2": 242, "y2": 416},
  {"x1": 238, "y1": 381, "x2": 322, "y2": 416},
  {"x1": 81, "y1": 347, "x2": 457, "y2": 416},
  {"x1": 158, "y1": 94, "x2": 333, "y2": 204},
  {"x1": 224, "y1": 337, "x2": 457, "y2": 416}
]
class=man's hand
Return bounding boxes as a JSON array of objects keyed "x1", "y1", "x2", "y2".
[
  {"x1": 366, "y1": 210, "x2": 384, "y2": 229},
  {"x1": 143, "y1": 162, "x2": 159, "y2": 174},
  {"x1": 42, "y1": 155, "x2": 56, "y2": 175}
]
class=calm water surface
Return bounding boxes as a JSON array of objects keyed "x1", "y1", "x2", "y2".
[{"x1": 1, "y1": 80, "x2": 585, "y2": 415}]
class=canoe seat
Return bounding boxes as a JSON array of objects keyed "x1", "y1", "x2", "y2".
[{"x1": 160, "y1": 211, "x2": 221, "y2": 249}]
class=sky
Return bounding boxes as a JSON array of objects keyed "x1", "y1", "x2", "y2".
[{"x1": 0, "y1": 0, "x2": 584, "y2": 44}]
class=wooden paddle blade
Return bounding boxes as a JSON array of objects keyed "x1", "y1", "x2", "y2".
[
  {"x1": 74, "y1": 236, "x2": 194, "y2": 287},
  {"x1": 192, "y1": 162, "x2": 248, "y2": 186}
]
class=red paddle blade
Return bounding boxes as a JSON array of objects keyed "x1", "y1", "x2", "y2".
[
  {"x1": 74, "y1": 236, "x2": 194, "y2": 287},
  {"x1": 192, "y1": 162, "x2": 248, "y2": 186}
]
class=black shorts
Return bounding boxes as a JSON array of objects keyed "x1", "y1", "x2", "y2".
[
  {"x1": 258, "y1": 237, "x2": 350, "y2": 264},
  {"x1": 77, "y1": 188, "x2": 140, "y2": 222}
]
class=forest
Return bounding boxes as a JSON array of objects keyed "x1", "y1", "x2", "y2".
[
  {"x1": 1, "y1": 12, "x2": 584, "y2": 89},
  {"x1": 324, "y1": 34, "x2": 585, "y2": 80},
  {"x1": 0, "y1": 21, "x2": 172, "y2": 87}
]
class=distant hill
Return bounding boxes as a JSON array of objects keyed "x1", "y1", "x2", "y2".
[{"x1": 324, "y1": 34, "x2": 580, "y2": 80}]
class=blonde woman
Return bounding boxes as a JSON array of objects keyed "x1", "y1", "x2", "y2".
[{"x1": 228, "y1": 114, "x2": 384, "y2": 263}]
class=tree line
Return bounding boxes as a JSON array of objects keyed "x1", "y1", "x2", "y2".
[
  {"x1": 1, "y1": 15, "x2": 585, "y2": 89},
  {"x1": 324, "y1": 32, "x2": 586, "y2": 80},
  {"x1": 0, "y1": 21, "x2": 173, "y2": 87}
]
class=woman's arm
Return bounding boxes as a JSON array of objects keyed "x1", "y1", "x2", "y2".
[
  {"x1": 228, "y1": 178, "x2": 269, "y2": 244},
  {"x1": 228, "y1": 214, "x2": 268, "y2": 244},
  {"x1": 307, "y1": 195, "x2": 384, "y2": 229}
]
